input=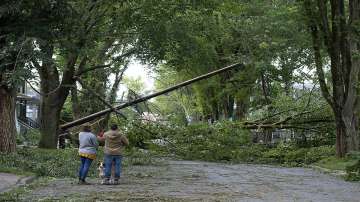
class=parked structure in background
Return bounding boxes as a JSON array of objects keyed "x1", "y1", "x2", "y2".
[
  {"x1": 16, "y1": 82, "x2": 40, "y2": 135},
  {"x1": 251, "y1": 129, "x2": 323, "y2": 146},
  {"x1": 252, "y1": 129, "x2": 295, "y2": 144}
]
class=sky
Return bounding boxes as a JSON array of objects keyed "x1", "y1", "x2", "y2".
[{"x1": 117, "y1": 59, "x2": 155, "y2": 95}]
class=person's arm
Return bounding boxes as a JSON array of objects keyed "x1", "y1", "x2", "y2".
[
  {"x1": 97, "y1": 135, "x2": 105, "y2": 142},
  {"x1": 91, "y1": 133, "x2": 99, "y2": 149},
  {"x1": 97, "y1": 133, "x2": 105, "y2": 142},
  {"x1": 121, "y1": 135, "x2": 129, "y2": 146},
  {"x1": 78, "y1": 133, "x2": 83, "y2": 148}
]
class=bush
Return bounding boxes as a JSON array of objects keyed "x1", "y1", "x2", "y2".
[
  {"x1": 284, "y1": 148, "x2": 309, "y2": 166},
  {"x1": 304, "y1": 145, "x2": 335, "y2": 164},
  {"x1": 346, "y1": 160, "x2": 360, "y2": 181},
  {"x1": 262, "y1": 143, "x2": 293, "y2": 164},
  {"x1": 345, "y1": 152, "x2": 360, "y2": 181},
  {"x1": 17, "y1": 129, "x2": 41, "y2": 146},
  {"x1": 121, "y1": 120, "x2": 176, "y2": 149},
  {"x1": 231, "y1": 144, "x2": 268, "y2": 163},
  {"x1": 167, "y1": 121, "x2": 252, "y2": 162},
  {"x1": 261, "y1": 144, "x2": 336, "y2": 166},
  {"x1": 146, "y1": 121, "x2": 337, "y2": 166}
]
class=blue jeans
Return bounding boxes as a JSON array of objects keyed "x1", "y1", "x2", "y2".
[
  {"x1": 78, "y1": 157, "x2": 93, "y2": 181},
  {"x1": 104, "y1": 154, "x2": 122, "y2": 179}
]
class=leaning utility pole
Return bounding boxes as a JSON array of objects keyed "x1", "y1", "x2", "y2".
[{"x1": 60, "y1": 63, "x2": 244, "y2": 130}]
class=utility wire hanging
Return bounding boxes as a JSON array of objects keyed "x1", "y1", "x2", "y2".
[{"x1": 60, "y1": 63, "x2": 244, "y2": 130}]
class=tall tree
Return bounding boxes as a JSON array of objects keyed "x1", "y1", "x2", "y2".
[
  {"x1": 32, "y1": 0, "x2": 135, "y2": 148},
  {"x1": 304, "y1": 0, "x2": 360, "y2": 157},
  {"x1": 0, "y1": 44, "x2": 17, "y2": 152},
  {"x1": 141, "y1": 0, "x2": 310, "y2": 123},
  {"x1": 0, "y1": 0, "x2": 62, "y2": 152}
]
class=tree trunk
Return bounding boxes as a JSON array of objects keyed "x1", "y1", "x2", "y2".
[
  {"x1": 222, "y1": 98, "x2": 228, "y2": 120},
  {"x1": 0, "y1": 86, "x2": 16, "y2": 153},
  {"x1": 334, "y1": 116, "x2": 347, "y2": 157},
  {"x1": 260, "y1": 71, "x2": 271, "y2": 104},
  {"x1": 35, "y1": 41, "x2": 77, "y2": 148},
  {"x1": 39, "y1": 70, "x2": 77, "y2": 147},
  {"x1": 222, "y1": 95, "x2": 234, "y2": 120},
  {"x1": 304, "y1": 0, "x2": 360, "y2": 157},
  {"x1": 263, "y1": 130, "x2": 273, "y2": 145},
  {"x1": 71, "y1": 87, "x2": 81, "y2": 120},
  {"x1": 37, "y1": 64, "x2": 64, "y2": 148},
  {"x1": 38, "y1": 94, "x2": 62, "y2": 148},
  {"x1": 234, "y1": 98, "x2": 247, "y2": 121},
  {"x1": 38, "y1": 81, "x2": 73, "y2": 148},
  {"x1": 342, "y1": 103, "x2": 360, "y2": 152},
  {"x1": 211, "y1": 94, "x2": 219, "y2": 122},
  {"x1": 343, "y1": 0, "x2": 360, "y2": 152},
  {"x1": 228, "y1": 95, "x2": 234, "y2": 120}
]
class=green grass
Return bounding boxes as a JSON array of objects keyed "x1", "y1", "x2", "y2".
[
  {"x1": 314, "y1": 156, "x2": 358, "y2": 171},
  {"x1": 0, "y1": 167, "x2": 34, "y2": 176},
  {"x1": 313, "y1": 154, "x2": 360, "y2": 181},
  {"x1": 0, "y1": 147, "x2": 163, "y2": 178},
  {"x1": 0, "y1": 148, "x2": 88, "y2": 178}
]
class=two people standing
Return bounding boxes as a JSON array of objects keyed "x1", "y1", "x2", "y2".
[{"x1": 77, "y1": 124, "x2": 129, "y2": 185}]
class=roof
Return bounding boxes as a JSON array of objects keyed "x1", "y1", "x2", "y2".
[{"x1": 16, "y1": 93, "x2": 40, "y2": 104}]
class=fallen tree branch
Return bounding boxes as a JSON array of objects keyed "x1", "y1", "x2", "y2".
[
  {"x1": 74, "y1": 75, "x2": 333, "y2": 132},
  {"x1": 61, "y1": 63, "x2": 244, "y2": 129},
  {"x1": 244, "y1": 107, "x2": 302, "y2": 125},
  {"x1": 243, "y1": 117, "x2": 334, "y2": 130},
  {"x1": 75, "y1": 77, "x2": 125, "y2": 116},
  {"x1": 74, "y1": 77, "x2": 158, "y2": 137}
]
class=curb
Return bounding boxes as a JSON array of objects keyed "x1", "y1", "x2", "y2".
[
  {"x1": 0, "y1": 176, "x2": 38, "y2": 193},
  {"x1": 16, "y1": 176, "x2": 38, "y2": 186},
  {"x1": 310, "y1": 165, "x2": 347, "y2": 178}
]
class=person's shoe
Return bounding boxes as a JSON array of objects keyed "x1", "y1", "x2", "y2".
[
  {"x1": 101, "y1": 178, "x2": 111, "y2": 185},
  {"x1": 78, "y1": 179, "x2": 91, "y2": 185},
  {"x1": 112, "y1": 178, "x2": 119, "y2": 185}
]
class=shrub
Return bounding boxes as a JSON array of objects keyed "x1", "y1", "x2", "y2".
[
  {"x1": 284, "y1": 148, "x2": 308, "y2": 166},
  {"x1": 166, "y1": 122, "x2": 252, "y2": 162},
  {"x1": 124, "y1": 120, "x2": 176, "y2": 149},
  {"x1": 16, "y1": 129, "x2": 41, "y2": 146},
  {"x1": 304, "y1": 145, "x2": 335, "y2": 164},
  {"x1": 262, "y1": 143, "x2": 294, "y2": 164},
  {"x1": 231, "y1": 144, "x2": 268, "y2": 163},
  {"x1": 346, "y1": 160, "x2": 360, "y2": 181},
  {"x1": 345, "y1": 152, "x2": 360, "y2": 181},
  {"x1": 149, "y1": 121, "x2": 336, "y2": 166}
]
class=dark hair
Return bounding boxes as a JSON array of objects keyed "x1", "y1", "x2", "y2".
[
  {"x1": 110, "y1": 124, "x2": 118, "y2": 130},
  {"x1": 82, "y1": 124, "x2": 92, "y2": 132}
]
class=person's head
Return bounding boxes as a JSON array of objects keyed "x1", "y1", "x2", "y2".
[
  {"x1": 82, "y1": 124, "x2": 92, "y2": 132},
  {"x1": 110, "y1": 124, "x2": 118, "y2": 131}
]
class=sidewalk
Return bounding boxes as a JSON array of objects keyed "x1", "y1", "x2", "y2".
[{"x1": 0, "y1": 173, "x2": 36, "y2": 193}]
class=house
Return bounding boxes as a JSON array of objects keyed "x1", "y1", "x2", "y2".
[
  {"x1": 251, "y1": 129, "x2": 295, "y2": 144},
  {"x1": 16, "y1": 82, "x2": 40, "y2": 134}
]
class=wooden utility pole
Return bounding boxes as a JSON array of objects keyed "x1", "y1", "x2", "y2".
[{"x1": 60, "y1": 63, "x2": 244, "y2": 130}]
